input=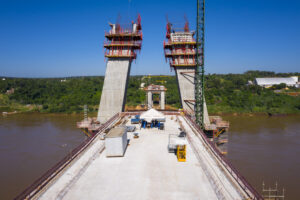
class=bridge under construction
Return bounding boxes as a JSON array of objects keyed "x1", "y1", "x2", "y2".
[
  {"x1": 15, "y1": 112, "x2": 262, "y2": 200},
  {"x1": 14, "y1": 1, "x2": 263, "y2": 200}
]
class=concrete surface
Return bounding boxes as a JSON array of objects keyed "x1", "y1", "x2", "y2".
[
  {"x1": 180, "y1": 116, "x2": 245, "y2": 199},
  {"x1": 147, "y1": 91, "x2": 152, "y2": 108},
  {"x1": 97, "y1": 58, "x2": 131, "y2": 123},
  {"x1": 146, "y1": 91, "x2": 165, "y2": 110},
  {"x1": 175, "y1": 67, "x2": 210, "y2": 126},
  {"x1": 36, "y1": 115, "x2": 246, "y2": 200},
  {"x1": 160, "y1": 91, "x2": 165, "y2": 110}
]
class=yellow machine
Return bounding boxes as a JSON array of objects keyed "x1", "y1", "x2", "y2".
[
  {"x1": 82, "y1": 128, "x2": 91, "y2": 137},
  {"x1": 177, "y1": 145, "x2": 186, "y2": 162},
  {"x1": 215, "y1": 128, "x2": 225, "y2": 138}
]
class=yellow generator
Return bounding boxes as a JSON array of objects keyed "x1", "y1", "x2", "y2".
[{"x1": 177, "y1": 145, "x2": 186, "y2": 162}]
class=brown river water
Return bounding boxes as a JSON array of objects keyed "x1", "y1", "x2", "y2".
[{"x1": 0, "y1": 113, "x2": 299, "y2": 199}]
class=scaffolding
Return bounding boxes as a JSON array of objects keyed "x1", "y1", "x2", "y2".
[
  {"x1": 262, "y1": 182, "x2": 285, "y2": 200},
  {"x1": 104, "y1": 15, "x2": 142, "y2": 61},
  {"x1": 195, "y1": 0, "x2": 205, "y2": 129},
  {"x1": 163, "y1": 23, "x2": 199, "y2": 69}
]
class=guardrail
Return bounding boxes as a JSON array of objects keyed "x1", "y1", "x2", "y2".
[
  {"x1": 122, "y1": 111, "x2": 180, "y2": 116},
  {"x1": 105, "y1": 31, "x2": 143, "y2": 38},
  {"x1": 104, "y1": 41, "x2": 142, "y2": 47},
  {"x1": 184, "y1": 113, "x2": 263, "y2": 200},
  {"x1": 14, "y1": 113, "x2": 120, "y2": 200}
]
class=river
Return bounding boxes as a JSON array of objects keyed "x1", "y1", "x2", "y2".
[
  {"x1": 224, "y1": 114, "x2": 300, "y2": 200},
  {"x1": 0, "y1": 113, "x2": 86, "y2": 199},
  {"x1": 0, "y1": 113, "x2": 299, "y2": 199}
]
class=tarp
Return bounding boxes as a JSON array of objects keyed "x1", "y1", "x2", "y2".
[{"x1": 140, "y1": 108, "x2": 166, "y2": 123}]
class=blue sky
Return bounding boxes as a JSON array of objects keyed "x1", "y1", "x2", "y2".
[{"x1": 0, "y1": 0, "x2": 299, "y2": 77}]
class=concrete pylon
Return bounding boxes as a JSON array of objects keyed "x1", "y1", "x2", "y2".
[
  {"x1": 164, "y1": 21, "x2": 210, "y2": 127},
  {"x1": 97, "y1": 15, "x2": 142, "y2": 123},
  {"x1": 175, "y1": 67, "x2": 210, "y2": 126},
  {"x1": 97, "y1": 58, "x2": 131, "y2": 123}
]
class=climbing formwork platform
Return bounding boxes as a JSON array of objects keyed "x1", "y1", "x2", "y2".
[
  {"x1": 97, "y1": 15, "x2": 143, "y2": 123},
  {"x1": 163, "y1": 20, "x2": 229, "y2": 152},
  {"x1": 163, "y1": 21, "x2": 210, "y2": 126}
]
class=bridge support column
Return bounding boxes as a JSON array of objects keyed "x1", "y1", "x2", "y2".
[
  {"x1": 175, "y1": 67, "x2": 210, "y2": 126},
  {"x1": 160, "y1": 91, "x2": 165, "y2": 110},
  {"x1": 97, "y1": 58, "x2": 131, "y2": 123},
  {"x1": 147, "y1": 91, "x2": 153, "y2": 109}
]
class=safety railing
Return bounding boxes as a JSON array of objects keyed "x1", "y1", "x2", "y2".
[
  {"x1": 170, "y1": 60, "x2": 196, "y2": 67},
  {"x1": 104, "y1": 41, "x2": 142, "y2": 48},
  {"x1": 165, "y1": 51, "x2": 197, "y2": 57},
  {"x1": 14, "y1": 113, "x2": 120, "y2": 200},
  {"x1": 163, "y1": 40, "x2": 196, "y2": 48},
  {"x1": 121, "y1": 111, "x2": 180, "y2": 117},
  {"x1": 183, "y1": 113, "x2": 263, "y2": 200},
  {"x1": 105, "y1": 30, "x2": 143, "y2": 38},
  {"x1": 104, "y1": 51, "x2": 137, "y2": 58}
]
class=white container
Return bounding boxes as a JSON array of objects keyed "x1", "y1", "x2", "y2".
[{"x1": 105, "y1": 126, "x2": 128, "y2": 157}]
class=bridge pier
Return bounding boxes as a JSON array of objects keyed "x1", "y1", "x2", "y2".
[
  {"x1": 163, "y1": 22, "x2": 210, "y2": 126},
  {"x1": 97, "y1": 59, "x2": 131, "y2": 123},
  {"x1": 96, "y1": 15, "x2": 142, "y2": 123}
]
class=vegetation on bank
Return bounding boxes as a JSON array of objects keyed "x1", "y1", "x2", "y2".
[{"x1": 0, "y1": 71, "x2": 300, "y2": 114}]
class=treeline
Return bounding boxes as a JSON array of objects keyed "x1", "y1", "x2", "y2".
[
  {"x1": 0, "y1": 77, "x2": 104, "y2": 113},
  {"x1": 0, "y1": 70, "x2": 300, "y2": 114},
  {"x1": 205, "y1": 71, "x2": 300, "y2": 114}
]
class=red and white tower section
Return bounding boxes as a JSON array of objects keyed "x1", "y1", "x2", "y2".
[
  {"x1": 164, "y1": 22, "x2": 210, "y2": 126},
  {"x1": 97, "y1": 16, "x2": 142, "y2": 123}
]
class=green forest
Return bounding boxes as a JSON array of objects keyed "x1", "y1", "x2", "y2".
[{"x1": 1, "y1": 71, "x2": 300, "y2": 114}]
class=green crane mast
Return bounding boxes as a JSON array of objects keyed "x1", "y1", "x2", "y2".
[{"x1": 195, "y1": 0, "x2": 205, "y2": 129}]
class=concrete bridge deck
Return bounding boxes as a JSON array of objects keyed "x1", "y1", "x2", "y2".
[{"x1": 16, "y1": 113, "x2": 262, "y2": 200}]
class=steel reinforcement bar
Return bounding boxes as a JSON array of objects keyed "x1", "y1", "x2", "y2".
[
  {"x1": 14, "y1": 113, "x2": 120, "y2": 200},
  {"x1": 184, "y1": 113, "x2": 263, "y2": 200}
]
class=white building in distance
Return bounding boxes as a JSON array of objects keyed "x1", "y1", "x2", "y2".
[{"x1": 255, "y1": 76, "x2": 299, "y2": 88}]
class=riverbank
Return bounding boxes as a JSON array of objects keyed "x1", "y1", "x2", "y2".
[
  {"x1": 207, "y1": 104, "x2": 300, "y2": 115},
  {"x1": 2, "y1": 105, "x2": 300, "y2": 116},
  {"x1": 1, "y1": 72, "x2": 300, "y2": 115},
  {"x1": 1, "y1": 95, "x2": 300, "y2": 116}
]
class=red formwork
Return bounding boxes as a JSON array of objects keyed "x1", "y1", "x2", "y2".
[
  {"x1": 164, "y1": 21, "x2": 205, "y2": 69},
  {"x1": 104, "y1": 15, "x2": 143, "y2": 62}
]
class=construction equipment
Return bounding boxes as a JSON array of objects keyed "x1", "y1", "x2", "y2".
[
  {"x1": 168, "y1": 134, "x2": 187, "y2": 153},
  {"x1": 133, "y1": 133, "x2": 139, "y2": 139},
  {"x1": 105, "y1": 126, "x2": 128, "y2": 157},
  {"x1": 177, "y1": 145, "x2": 186, "y2": 162},
  {"x1": 195, "y1": 0, "x2": 205, "y2": 129},
  {"x1": 215, "y1": 128, "x2": 225, "y2": 138},
  {"x1": 83, "y1": 128, "x2": 91, "y2": 137}
]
